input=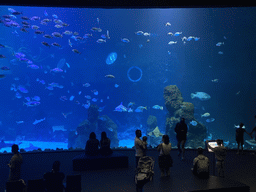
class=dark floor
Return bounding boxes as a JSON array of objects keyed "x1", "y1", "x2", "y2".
[{"x1": 1, "y1": 149, "x2": 256, "y2": 192}]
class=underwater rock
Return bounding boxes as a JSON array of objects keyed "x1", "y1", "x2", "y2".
[
  {"x1": 147, "y1": 115, "x2": 158, "y2": 132},
  {"x1": 164, "y1": 85, "x2": 183, "y2": 113},
  {"x1": 88, "y1": 104, "x2": 99, "y2": 123},
  {"x1": 147, "y1": 126, "x2": 164, "y2": 148},
  {"x1": 98, "y1": 115, "x2": 119, "y2": 148},
  {"x1": 164, "y1": 85, "x2": 207, "y2": 148}
]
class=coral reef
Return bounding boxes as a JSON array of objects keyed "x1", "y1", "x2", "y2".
[
  {"x1": 164, "y1": 85, "x2": 207, "y2": 148},
  {"x1": 147, "y1": 115, "x2": 158, "y2": 133},
  {"x1": 73, "y1": 105, "x2": 119, "y2": 149}
]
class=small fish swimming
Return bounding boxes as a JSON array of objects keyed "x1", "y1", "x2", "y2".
[
  {"x1": 212, "y1": 79, "x2": 219, "y2": 83},
  {"x1": 165, "y1": 22, "x2": 171, "y2": 26},
  {"x1": 121, "y1": 38, "x2": 130, "y2": 43},
  {"x1": 167, "y1": 32, "x2": 173, "y2": 36},
  {"x1": 135, "y1": 106, "x2": 147, "y2": 112},
  {"x1": 173, "y1": 32, "x2": 182, "y2": 36},
  {"x1": 91, "y1": 27, "x2": 102, "y2": 32},
  {"x1": 216, "y1": 42, "x2": 224, "y2": 46},
  {"x1": 114, "y1": 102, "x2": 127, "y2": 112},
  {"x1": 201, "y1": 113, "x2": 210, "y2": 118},
  {"x1": 135, "y1": 31, "x2": 144, "y2": 35},
  {"x1": 190, "y1": 120, "x2": 198, "y2": 126},
  {"x1": 191, "y1": 92, "x2": 211, "y2": 101},
  {"x1": 152, "y1": 105, "x2": 163, "y2": 110},
  {"x1": 96, "y1": 39, "x2": 106, "y2": 43},
  {"x1": 50, "y1": 68, "x2": 63, "y2": 73},
  {"x1": 105, "y1": 74, "x2": 115, "y2": 78},
  {"x1": 206, "y1": 118, "x2": 215, "y2": 123},
  {"x1": 72, "y1": 49, "x2": 81, "y2": 54},
  {"x1": 218, "y1": 51, "x2": 223, "y2": 55},
  {"x1": 168, "y1": 41, "x2": 177, "y2": 45},
  {"x1": 33, "y1": 117, "x2": 46, "y2": 125}
]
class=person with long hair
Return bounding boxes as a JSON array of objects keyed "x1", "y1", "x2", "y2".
[
  {"x1": 157, "y1": 135, "x2": 173, "y2": 177},
  {"x1": 99, "y1": 131, "x2": 113, "y2": 156}
]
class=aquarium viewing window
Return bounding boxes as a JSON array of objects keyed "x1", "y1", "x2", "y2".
[{"x1": 0, "y1": 5, "x2": 256, "y2": 152}]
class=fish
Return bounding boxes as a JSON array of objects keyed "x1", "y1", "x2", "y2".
[
  {"x1": 27, "y1": 64, "x2": 39, "y2": 69},
  {"x1": 18, "y1": 85, "x2": 28, "y2": 93},
  {"x1": 63, "y1": 30, "x2": 72, "y2": 35},
  {"x1": 20, "y1": 28, "x2": 28, "y2": 33},
  {"x1": 62, "y1": 112, "x2": 72, "y2": 118},
  {"x1": 72, "y1": 49, "x2": 81, "y2": 54},
  {"x1": 128, "y1": 108, "x2": 133, "y2": 112},
  {"x1": 168, "y1": 41, "x2": 177, "y2": 45},
  {"x1": 34, "y1": 30, "x2": 44, "y2": 35},
  {"x1": 12, "y1": 11, "x2": 22, "y2": 15},
  {"x1": 30, "y1": 16, "x2": 40, "y2": 20},
  {"x1": 135, "y1": 106, "x2": 147, "y2": 112},
  {"x1": 105, "y1": 74, "x2": 115, "y2": 78},
  {"x1": 69, "y1": 95, "x2": 75, "y2": 101},
  {"x1": 216, "y1": 42, "x2": 224, "y2": 46},
  {"x1": 92, "y1": 98, "x2": 97, "y2": 102},
  {"x1": 0, "y1": 55, "x2": 6, "y2": 58},
  {"x1": 52, "y1": 14, "x2": 58, "y2": 19},
  {"x1": 206, "y1": 118, "x2": 215, "y2": 123},
  {"x1": 212, "y1": 79, "x2": 219, "y2": 83},
  {"x1": 218, "y1": 51, "x2": 223, "y2": 55},
  {"x1": 135, "y1": 31, "x2": 144, "y2": 35},
  {"x1": 121, "y1": 38, "x2": 130, "y2": 43},
  {"x1": 165, "y1": 22, "x2": 171, "y2": 26},
  {"x1": 44, "y1": 10, "x2": 48, "y2": 16},
  {"x1": 42, "y1": 42, "x2": 50, "y2": 47},
  {"x1": 1, "y1": 66, "x2": 10, "y2": 70},
  {"x1": 114, "y1": 102, "x2": 127, "y2": 112},
  {"x1": 174, "y1": 32, "x2": 182, "y2": 36},
  {"x1": 23, "y1": 101, "x2": 40, "y2": 107},
  {"x1": 97, "y1": 18, "x2": 100, "y2": 24},
  {"x1": 194, "y1": 37, "x2": 200, "y2": 41},
  {"x1": 8, "y1": 8, "x2": 16, "y2": 13},
  {"x1": 91, "y1": 27, "x2": 102, "y2": 32},
  {"x1": 66, "y1": 63, "x2": 70, "y2": 68},
  {"x1": 0, "y1": 74, "x2": 5, "y2": 79},
  {"x1": 152, "y1": 105, "x2": 163, "y2": 110},
  {"x1": 85, "y1": 95, "x2": 91, "y2": 99},
  {"x1": 32, "y1": 96, "x2": 40, "y2": 101},
  {"x1": 83, "y1": 83, "x2": 90, "y2": 87},
  {"x1": 167, "y1": 32, "x2": 173, "y2": 36},
  {"x1": 143, "y1": 32, "x2": 150, "y2": 36},
  {"x1": 0, "y1": 44, "x2": 5, "y2": 48},
  {"x1": 96, "y1": 39, "x2": 106, "y2": 43},
  {"x1": 32, "y1": 25, "x2": 40, "y2": 30},
  {"x1": 33, "y1": 117, "x2": 45, "y2": 125},
  {"x1": 128, "y1": 102, "x2": 135, "y2": 107},
  {"x1": 114, "y1": 84, "x2": 119, "y2": 88},
  {"x1": 54, "y1": 24, "x2": 63, "y2": 28},
  {"x1": 51, "y1": 42, "x2": 61, "y2": 47},
  {"x1": 60, "y1": 96, "x2": 67, "y2": 101},
  {"x1": 201, "y1": 113, "x2": 210, "y2": 118},
  {"x1": 83, "y1": 33, "x2": 93, "y2": 38},
  {"x1": 43, "y1": 34, "x2": 52, "y2": 38},
  {"x1": 68, "y1": 39, "x2": 72, "y2": 47},
  {"x1": 92, "y1": 90, "x2": 98, "y2": 95},
  {"x1": 52, "y1": 32, "x2": 63, "y2": 38},
  {"x1": 191, "y1": 92, "x2": 211, "y2": 101},
  {"x1": 16, "y1": 121, "x2": 24, "y2": 124},
  {"x1": 190, "y1": 120, "x2": 198, "y2": 126},
  {"x1": 50, "y1": 68, "x2": 63, "y2": 73}
]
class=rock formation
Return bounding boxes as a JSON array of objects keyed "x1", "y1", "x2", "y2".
[
  {"x1": 164, "y1": 85, "x2": 207, "y2": 148},
  {"x1": 71, "y1": 104, "x2": 119, "y2": 149}
]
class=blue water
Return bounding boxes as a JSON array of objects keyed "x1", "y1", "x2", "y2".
[{"x1": 0, "y1": 6, "x2": 256, "y2": 152}]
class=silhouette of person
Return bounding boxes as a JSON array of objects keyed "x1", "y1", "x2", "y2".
[
  {"x1": 207, "y1": 139, "x2": 227, "y2": 178},
  {"x1": 175, "y1": 118, "x2": 188, "y2": 160},
  {"x1": 192, "y1": 147, "x2": 210, "y2": 179},
  {"x1": 142, "y1": 136, "x2": 148, "y2": 156},
  {"x1": 157, "y1": 135, "x2": 172, "y2": 177},
  {"x1": 8, "y1": 144, "x2": 23, "y2": 181},
  {"x1": 99, "y1": 131, "x2": 113, "y2": 156},
  {"x1": 134, "y1": 130, "x2": 146, "y2": 167},
  {"x1": 44, "y1": 161, "x2": 65, "y2": 192},
  {"x1": 236, "y1": 123, "x2": 252, "y2": 154},
  {"x1": 85, "y1": 132, "x2": 99, "y2": 156}
]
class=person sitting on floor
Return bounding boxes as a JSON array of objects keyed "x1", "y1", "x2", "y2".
[
  {"x1": 99, "y1": 131, "x2": 113, "y2": 156},
  {"x1": 44, "y1": 160, "x2": 65, "y2": 192},
  {"x1": 85, "y1": 132, "x2": 99, "y2": 156},
  {"x1": 192, "y1": 147, "x2": 210, "y2": 179}
]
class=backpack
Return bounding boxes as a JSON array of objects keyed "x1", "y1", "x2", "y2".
[{"x1": 196, "y1": 156, "x2": 209, "y2": 174}]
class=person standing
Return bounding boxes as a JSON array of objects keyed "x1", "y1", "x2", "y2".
[
  {"x1": 8, "y1": 144, "x2": 23, "y2": 181},
  {"x1": 175, "y1": 118, "x2": 188, "y2": 160},
  {"x1": 236, "y1": 123, "x2": 252, "y2": 154},
  {"x1": 134, "y1": 130, "x2": 146, "y2": 167},
  {"x1": 207, "y1": 139, "x2": 227, "y2": 178},
  {"x1": 157, "y1": 135, "x2": 172, "y2": 177}
]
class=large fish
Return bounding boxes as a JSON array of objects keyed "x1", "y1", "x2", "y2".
[{"x1": 191, "y1": 92, "x2": 211, "y2": 101}]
